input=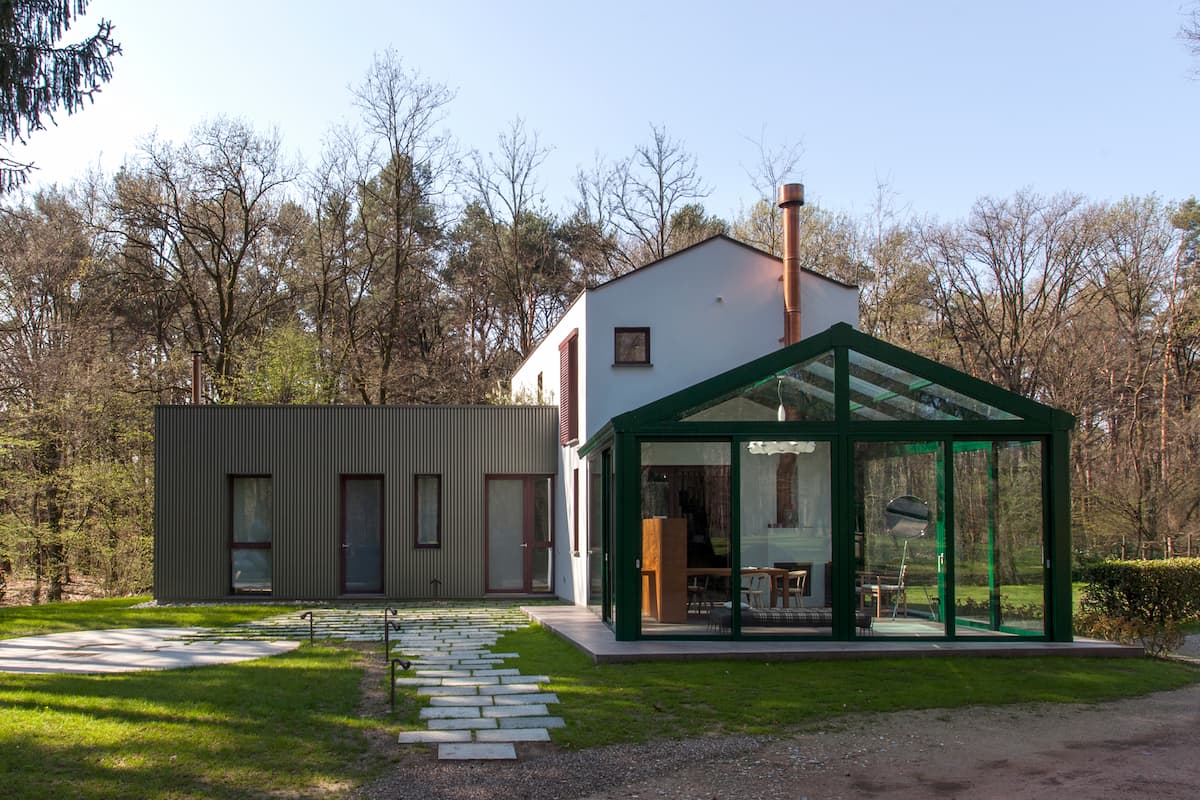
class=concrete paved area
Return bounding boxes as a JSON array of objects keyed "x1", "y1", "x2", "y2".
[
  {"x1": 0, "y1": 627, "x2": 300, "y2": 674},
  {"x1": 523, "y1": 604, "x2": 1143, "y2": 662}
]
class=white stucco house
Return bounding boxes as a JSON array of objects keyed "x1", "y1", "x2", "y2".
[{"x1": 510, "y1": 233, "x2": 859, "y2": 606}]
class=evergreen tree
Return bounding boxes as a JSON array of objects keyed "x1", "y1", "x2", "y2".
[{"x1": 0, "y1": 0, "x2": 120, "y2": 192}]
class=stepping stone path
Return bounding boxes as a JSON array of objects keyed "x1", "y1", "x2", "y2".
[
  {"x1": 391, "y1": 608, "x2": 564, "y2": 761},
  {"x1": 179, "y1": 603, "x2": 563, "y2": 761}
]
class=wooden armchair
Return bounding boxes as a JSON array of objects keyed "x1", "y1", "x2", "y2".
[{"x1": 858, "y1": 565, "x2": 908, "y2": 618}]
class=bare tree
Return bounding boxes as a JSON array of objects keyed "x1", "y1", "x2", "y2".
[
  {"x1": 108, "y1": 118, "x2": 298, "y2": 400},
  {"x1": 732, "y1": 131, "x2": 804, "y2": 255},
  {"x1": 1182, "y1": 2, "x2": 1200, "y2": 73},
  {"x1": 461, "y1": 118, "x2": 572, "y2": 358},
  {"x1": 333, "y1": 50, "x2": 456, "y2": 403},
  {"x1": 611, "y1": 124, "x2": 710, "y2": 267},
  {"x1": 564, "y1": 154, "x2": 623, "y2": 282},
  {"x1": 922, "y1": 190, "x2": 1097, "y2": 399}
]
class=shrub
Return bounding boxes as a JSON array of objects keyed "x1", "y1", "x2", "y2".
[
  {"x1": 1078, "y1": 559, "x2": 1200, "y2": 655},
  {"x1": 1074, "y1": 610, "x2": 1186, "y2": 657},
  {"x1": 1080, "y1": 559, "x2": 1200, "y2": 623}
]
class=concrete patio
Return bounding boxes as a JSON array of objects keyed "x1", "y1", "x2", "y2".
[{"x1": 522, "y1": 604, "x2": 1142, "y2": 663}]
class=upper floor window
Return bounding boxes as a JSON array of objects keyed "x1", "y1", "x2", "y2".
[
  {"x1": 614, "y1": 327, "x2": 651, "y2": 366},
  {"x1": 559, "y1": 330, "x2": 578, "y2": 444}
]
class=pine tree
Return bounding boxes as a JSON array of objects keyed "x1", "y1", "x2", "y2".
[{"x1": 0, "y1": 0, "x2": 120, "y2": 192}]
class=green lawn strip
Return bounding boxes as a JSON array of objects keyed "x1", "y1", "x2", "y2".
[
  {"x1": 499, "y1": 625, "x2": 1200, "y2": 751},
  {"x1": 0, "y1": 597, "x2": 299, "y2": 640},
  {"x1": 0, "y1": 645, "x2": 384, "y2": 800},
  {"x1": 937, "y1": 582, "x2": 1085, "y2": 608}
]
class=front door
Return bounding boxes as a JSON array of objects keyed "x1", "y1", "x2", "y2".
[
  {"x1": 342, "y1": 475, "x2": 383, "y2": 593},
  {"x1": 486, "y1": 475, "x2": 552, "y2": 593}
]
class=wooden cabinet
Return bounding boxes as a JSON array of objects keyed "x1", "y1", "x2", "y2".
[{"x1": 641, "y1": 518, "x2": 687, "y2": 623}]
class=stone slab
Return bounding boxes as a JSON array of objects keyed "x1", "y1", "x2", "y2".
[
  {"x1": 429, "y1": 695, "x2": 494, "y2": 707},
  {"x1": 498, "y1": 716, "x2": 566, "y2": 729},
  {"x1": 478, "y1": 684, "x2": 540, "y2": 696},
  {"x1": 442, "y1": 676, "x2": 499, "y2": 686},
  {"x1": 419, "y1": 706, "x2": 482, "y2": 720},
  {"x1": 437, "y1": 743, "x2": 517, "y2": 761},
  {"x1": 493, "y1": 693, "x2": 558, "y2": 705},
  {"x1": 417, "y1": 685, "x2": 478, "y2": 696},
  {"x1": 397, "y1": 730, "x2": 472, "y2": 744},
  {"x1": 475, "y1": 728, "x2": 551, "y2": 743},
  {"x1": 481, "y1": 703, "x2": 549, "y2": 718},
  {"x1": 427, "y1": 717, "x2": 499, "y2": 730}
]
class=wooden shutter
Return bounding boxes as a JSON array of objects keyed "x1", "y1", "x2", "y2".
[{"x1": 559, "y1": 330, "x2": 578, "y2": 444}]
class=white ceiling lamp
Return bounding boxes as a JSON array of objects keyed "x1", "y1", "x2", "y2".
[{"x1": 747, "y1": 441, "x2": 817, "y2": 456}]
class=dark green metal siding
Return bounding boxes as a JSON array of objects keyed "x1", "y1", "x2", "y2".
[{"x1": 154, "y1": 405, "x2": 558, "y2": 601}]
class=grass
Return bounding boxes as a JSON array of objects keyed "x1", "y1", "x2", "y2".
[
  {"x1": 950, "y1": 582, "x2": 1085, "y2": 608},
  {"x1": 0, "y1": 597, "x2": 299, "y2": 640},
  {"x1": 0, "y1": 646, "x2": 384, "y2": 799},
  {"x1": 496, "y1": 624, "x2": 1200, "y2": 750},
  {"x1": 2, "y1": 598, "x2": 1198, "y2": 795}
]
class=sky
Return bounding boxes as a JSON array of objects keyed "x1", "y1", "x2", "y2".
[{"x1": 10, "y1": 0, "x2": 1200, "y2": 223}]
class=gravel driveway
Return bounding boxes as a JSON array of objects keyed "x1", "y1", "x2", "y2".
[{"x1": 356, "y1": 676, "x2": 1200, "y2": 800}]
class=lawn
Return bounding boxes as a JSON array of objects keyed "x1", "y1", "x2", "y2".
[
  {"x1": 0, "y1": 596, "x2": 298, "y2": 640},
  {"x1": 1, "y1": 599, "x2": 1197, "y2": 797},
  {"x1": 0, "y1": 646, "x2": 383, "y2": 799},
  {"x1": 494, "y1": 624, "x2": 1200, "y2": 750}
]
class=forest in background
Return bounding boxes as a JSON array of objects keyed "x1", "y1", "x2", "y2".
[{"x1": 2, "y1": 52, "x2": 1199, "y2": 603}]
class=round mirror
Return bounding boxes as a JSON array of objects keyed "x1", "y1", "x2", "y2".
[{"x1": 884, "y1": 495, "x2": 929, "y2": 538}]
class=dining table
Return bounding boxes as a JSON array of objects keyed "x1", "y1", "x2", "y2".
[{"x1": 685, "y1": 566, "x2": 804, "y2": 608}]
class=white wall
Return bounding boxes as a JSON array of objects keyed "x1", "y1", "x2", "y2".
[{"x1": 511, "y1": 236, "x2": 859, "y2": 607}]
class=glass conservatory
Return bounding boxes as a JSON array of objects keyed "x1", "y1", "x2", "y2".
[{"x1": 581, "y1": 323, "x2": 1075, "y2": 642}]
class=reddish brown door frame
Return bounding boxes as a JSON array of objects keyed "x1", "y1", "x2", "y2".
[
  {"x1": 340, "y1": 474, "x2": 384, "y2": 594},
  {"x1": 484, "y1": 474, "x2": 554, "y2": 593}
]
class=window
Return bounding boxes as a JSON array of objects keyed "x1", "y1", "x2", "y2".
[
  {"x1": 572, "y1": 467, "x2": 580, "y2": 554},
  {"x1": 559, "y1": 330, "x2": 578, "y2": 444},
  {"x1": 230, "y1": 476, "x2": 272, "y2": 593},
  {"x1": 614, "y1": 327, "x2": 651, "y2": 365},
  {"x1": 415, "y1": 474, "x2": 441, "y2": 548}
]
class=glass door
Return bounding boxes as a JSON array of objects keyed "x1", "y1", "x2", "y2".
[
  {"x1": 341, "y1": 476, "x2": 383, "y2": 593},
  {"x1": 952, "y1": 440, "x2": 1046, "y2": 636},
  {"x1": 853, "y1": 442, "x2": 945, "y2": 637},
  {"x1": 738, "y1": 440, "x2": 833, "y2": 637},
  {"x1": 486, "y1": 475, "x2": 553, "y2": 593}
]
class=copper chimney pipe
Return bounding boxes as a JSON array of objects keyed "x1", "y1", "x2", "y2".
[
  {"x1": 191, "y1": 351, "x2": 202, "y2": 404},
  {"x1": 778, "y1": 183, "x2": 805, "y2": 346}
]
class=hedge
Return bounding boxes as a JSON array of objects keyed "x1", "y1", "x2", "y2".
[{"x1": 1079, "y1": 559, "x2": 1200, "y2": 624}]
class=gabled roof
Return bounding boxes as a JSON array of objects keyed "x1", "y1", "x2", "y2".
[
  {"x1": 581, "y1": 323, "x2": 1074, "y2": 454},
  {"x1": 511, "y1": 234, "x2": 858, "y2": 378},
  {"x1": 587, "y1": 234, "x2": 859, "y2": 294}
]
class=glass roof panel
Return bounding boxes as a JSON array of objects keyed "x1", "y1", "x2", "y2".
[
  {"x1": 847, "y1": 350, "x2": 1021, "y2": 422},
  {"x1": 680, "y1": 351, "x2": 837, "y2": 422}
]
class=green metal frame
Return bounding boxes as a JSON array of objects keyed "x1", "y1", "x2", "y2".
[{"x1": 577, "y1": 323, "x2": 1076, "y2": 643}]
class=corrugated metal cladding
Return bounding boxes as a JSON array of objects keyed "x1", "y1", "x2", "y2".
[{"x1": 153, "y1": 405, "x2": 558, "y2": 601}]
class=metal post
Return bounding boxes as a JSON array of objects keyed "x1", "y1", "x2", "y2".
[
  {"x1": 383, "y1": 607, "x2": 397, "y2": 660},
  {"x1": 300, "y1": 611, "x2": 314, "y2": 644},
  {"x1": 987, "y1": 442, "x2": 1002, "y2": 631},
  {"x1": 191, "y1": 350, "x2": 203, "y2": 404}
]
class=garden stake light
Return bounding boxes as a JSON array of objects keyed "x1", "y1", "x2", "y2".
[{"x1": 383, "y1": 607, "x2": 397, "y2": 659}]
